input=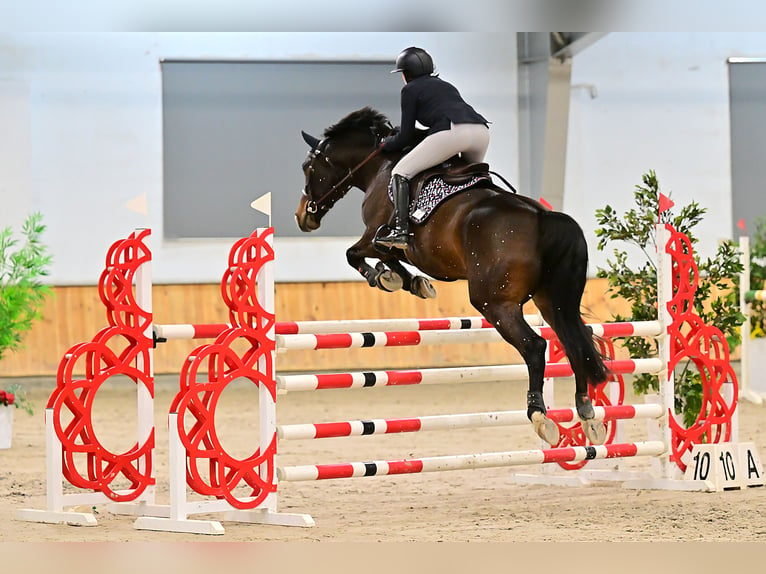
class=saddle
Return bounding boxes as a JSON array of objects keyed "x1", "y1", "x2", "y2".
[{"x1": 410, "y1": 157, "x2": 491, "y2": 200}]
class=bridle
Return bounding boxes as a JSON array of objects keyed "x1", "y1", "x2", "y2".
[
  {"x1": 302, "y1": 117, "x2": 394, "y2": 217},
  {"x1": 303, "y1": 143, "x2": 383, "y2": 216}
]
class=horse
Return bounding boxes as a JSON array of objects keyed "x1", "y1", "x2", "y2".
[{"x1": 295, "y1": 106, "x2": 609, "y2": 445}]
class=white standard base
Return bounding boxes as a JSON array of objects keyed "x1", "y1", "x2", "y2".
[
  {"x1": 133, "y1": 510, "x2": 315, "y2": 535},
  {"x1": 133, "y1": 516, "x2": 226, "y2": 535},
  {"x1": 222, "y1": 509, "x2": 315, "y2": 527},
  {"x1": 15, "y1": 508, "x2": 98, "y2": 526}
]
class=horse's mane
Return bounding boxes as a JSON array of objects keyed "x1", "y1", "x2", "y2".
[{"x1": 323, "y1": 107, "x2": 390, "y2": 139}]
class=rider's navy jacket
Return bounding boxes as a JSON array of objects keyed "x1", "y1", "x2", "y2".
[{"x1": 381, "y1": 75, "x2": 489, "y2": 152}]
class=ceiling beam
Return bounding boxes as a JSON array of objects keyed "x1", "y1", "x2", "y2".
[{"x1": 517, "y1": 33, "x2": 607, "y2": 210}]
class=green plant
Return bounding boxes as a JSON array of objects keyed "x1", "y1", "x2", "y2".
[
  {"x1": 594, "y1": 171, "x2": 744, "y2": 427},
  {"x1": 0, "y1": 212, "x2": 52, "y2": 415}
]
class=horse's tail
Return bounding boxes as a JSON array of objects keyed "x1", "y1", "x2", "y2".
[{"x1": 537, "y1": 210, "x2": 609, "y2": 385}]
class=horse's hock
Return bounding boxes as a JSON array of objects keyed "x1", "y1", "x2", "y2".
[{"x1": 15, "y1": 225, "x2": 760, "y2": 535}]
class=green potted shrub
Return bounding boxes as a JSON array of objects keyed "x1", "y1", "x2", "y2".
[
  {"x1": 0, "y1": 212, "x2": 52, "y2": 448},
  {"x1": 594, "y1": 171, "x2": 744, "y2": 427}
]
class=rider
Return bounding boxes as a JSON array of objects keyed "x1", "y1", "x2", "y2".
[{"x1": 374, "y1": 46, "x2": 491, "y2": 250}]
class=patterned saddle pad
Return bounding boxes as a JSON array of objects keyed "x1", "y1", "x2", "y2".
[{"x1": 388, "y1": 175, "x2": 491, "y2": 225}]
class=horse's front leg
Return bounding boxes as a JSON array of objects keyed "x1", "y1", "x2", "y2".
[
  {"x1": 346, "y1": 240, "x2": 404, "y2": 293},
  {"x1": 535, "y1": 298, "x2": 606, "y2": 445}
]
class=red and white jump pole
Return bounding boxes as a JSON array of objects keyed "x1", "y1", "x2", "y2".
[
  {"x1": 274, "y1": 321, "x2": 662, "y2": 351},
  {"x1": 276, "y1": 358, "x2": 663, "y2": 392},
  {"x1": 278, "y1": 441, "x2": 668, "y2": 482},
  {"x1": 277, "y1": 403, "x2": 666, "y2": 441}
]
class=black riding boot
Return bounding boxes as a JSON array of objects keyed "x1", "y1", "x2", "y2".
[{"x1": 374, "y1": 175, "x2": 411, "y2": 250}]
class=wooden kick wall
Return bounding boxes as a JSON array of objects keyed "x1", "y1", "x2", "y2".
[{"x1": 1, "y1": 278, "x2": 633, "y2": 378}]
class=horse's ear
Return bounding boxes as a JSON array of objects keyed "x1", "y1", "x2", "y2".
[{"x1": 301, "y1": 130, "x2": 321, "y2": 150}]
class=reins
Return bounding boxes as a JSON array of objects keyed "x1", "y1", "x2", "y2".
[{"x1": 488, "y1": 170, "x2": 518, "y2": 194}]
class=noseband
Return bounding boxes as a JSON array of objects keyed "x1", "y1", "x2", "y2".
[{"x1": 304, "y1": 144, "x2": 382, "y2": 216}]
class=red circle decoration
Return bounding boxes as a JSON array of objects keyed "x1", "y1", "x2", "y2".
[
  {"x1": 220, "y1": 232, "x2": 277, "y2": 334},
  {"x1": 171, "y1": 329, "x2": 277, "y2": 509},
  {"x1": 98, "y1": 230, "x2": 152, "y2": 333},
  {"x1": 49, "y1": 230, "x2": 154, "y2": 502},
  {"x1": 171, "y1": 228, "x2": 278, "y2": 508},
  {"x1": 664, "y1": 225, "x2": 737, "y2": 472}
]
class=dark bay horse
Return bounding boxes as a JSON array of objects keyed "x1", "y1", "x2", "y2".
[{"x1": 295, "y1": 106, "x2": 609, "y2": 445}]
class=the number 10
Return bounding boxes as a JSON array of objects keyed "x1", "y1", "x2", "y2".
[
  {"x1": 692, "y1": 450, "x2": 711, "y2": 480},
  {"x1": 719, "y1": 451, "x2": 736, "y2": 481}
]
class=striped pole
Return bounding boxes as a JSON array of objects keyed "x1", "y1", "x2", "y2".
[
  {"x1": 277, "y1": 403, "x2": 665, "y2": 440},
  {"x1": 154, "y1": 323, "x2": 230, "y2": 341},
  {"x1": 277, "y1": 441, "x2": 667, "y2": 482},
  {"x1": 276, "y1": 315, "x2": 507, "y2": 334},
  {"x1": 153, "y1": 315, "x2": 539, "y2": 341},
  {"x1": 154, "y1": 318, "x2": 661, "y2": 342},
  {"x1": 276, "y1": 321, "x2": 662, "y2": 351},
  {"x1": 276, "y1": 358, "x2": 664, "y2": 392}
]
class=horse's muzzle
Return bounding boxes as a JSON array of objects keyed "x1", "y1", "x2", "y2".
[{"x1": 295, "y1": 196, "x2": 321, "y2": 232}]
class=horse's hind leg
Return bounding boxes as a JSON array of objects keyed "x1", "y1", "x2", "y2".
[
  {"x1": 478, "y1": 297, "x2": 560, "y2": 445},
  {"x1": 534, "y1": 295, "x2": 607, "y2": 445}
]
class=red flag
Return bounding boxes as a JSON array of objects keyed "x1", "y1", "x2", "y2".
[
  {"x1": 658, "y1": 193, "x2": 674, "y2": 214},
  {"x1": 539, "y1": 197, "x2": 553, "y2": 210},
  {"x1": 737, "y1": 218, "x2": 746, "y2": 231}
]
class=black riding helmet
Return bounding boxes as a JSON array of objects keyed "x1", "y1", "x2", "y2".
[{"x1": 391, "y1": 47, "x2": 434, "y2": 79}]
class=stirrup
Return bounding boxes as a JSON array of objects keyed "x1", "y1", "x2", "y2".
[{"x1": 373, "y1": 227, "x2": 410, "y2": 249}]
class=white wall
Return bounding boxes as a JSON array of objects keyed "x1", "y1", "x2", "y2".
[
  {"x1": 567, "y1": 32, "x2": 766, "y2": 272},
  {"x1": 0, "y1": 32, "x2": 517, "y2": 284}
]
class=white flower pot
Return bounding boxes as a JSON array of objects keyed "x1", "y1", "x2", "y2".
[
  {"x1": 0, "y1": 405, "x2": 13, "y2": 449},
  {"x1": 749, "y1": 336, "x2": 766, "y2": 394}
]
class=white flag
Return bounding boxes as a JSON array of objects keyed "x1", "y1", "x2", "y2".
[
  {"x1": 250, "y1": 192, "x2": 272, "y2": 217},
  {"x1": 125, "y1": 192, "x2": 148, "y2": 215}
]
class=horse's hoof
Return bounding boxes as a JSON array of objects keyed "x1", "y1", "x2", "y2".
[
  {"x1": 581, "y1": 419, "x2": 607, "y2": 445},
  {"x1": 377, "y1": 270, "x2": 403, "y2": 292},
  {"x1": 531, "y1": 412, "x2": 560, "y2": 445},
  {"x1": 412, "y1": 276, "x2": 437, "y2": 299}
]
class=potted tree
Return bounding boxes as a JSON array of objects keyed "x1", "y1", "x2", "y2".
[
  {"x1": 594, "y1": 171, "x2": 744, "y2": 426},
  {"x1": 0, "y1": 212, "x2": 51, "y2": 448}
]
